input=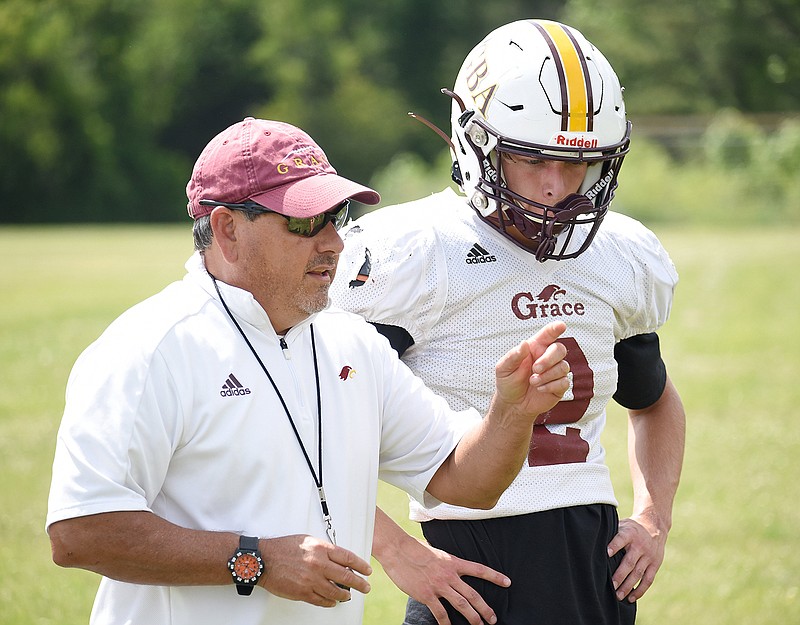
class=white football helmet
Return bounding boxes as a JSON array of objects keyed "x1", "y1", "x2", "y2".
[{"x1": 448, "y1": 19, "x2": 631, "y2": 261}]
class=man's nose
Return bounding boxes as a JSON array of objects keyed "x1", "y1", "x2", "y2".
[
  {"x1": 541, "y1": 164, "x2": 572, "y2": 201},
  {"x1": 316, "y1": 221, "x2": 345, "y2": 254}
]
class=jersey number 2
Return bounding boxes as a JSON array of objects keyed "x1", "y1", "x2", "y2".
[{"x1": 528, "y1": 337, "x2": 594, "y2": 466}]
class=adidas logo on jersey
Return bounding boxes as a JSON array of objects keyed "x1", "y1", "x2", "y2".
[
  {"x1": 220, "y1": 373, "x2": 251, "y2": 397},
  {"x1": 465, "y1": 243, "x2": 497, "y2": 264}
]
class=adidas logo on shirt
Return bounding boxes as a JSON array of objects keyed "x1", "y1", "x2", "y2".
[
  {"x1": 465, "y1": 243, "x2": 497, "y2": 264},
  {"x1": 219, "y1": 373, "x2": 251, "y2": 397}
]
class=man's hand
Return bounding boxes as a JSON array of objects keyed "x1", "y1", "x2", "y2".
[
  {"x1": 373, "y1": 508, "x2": 507, "y2": 625},
  {"x1": 493, "y1": 320, "x2": 570, "y2": 417},
  {"x1": 607, "y1": 512, "x2": 667, "y2": 603},
  {"x1": 260, "y1": 534, "x2": 372, "y2": 607},
  {"x1": 386, "y1": 539, "x2": 508, "y2": 625}
]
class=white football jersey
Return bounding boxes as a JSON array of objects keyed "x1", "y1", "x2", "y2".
[{"x1": 330, "y1": 188, "x2": 678, "y2": 521}]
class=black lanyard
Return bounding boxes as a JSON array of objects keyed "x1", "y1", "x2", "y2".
[{"x1": 210, "y1": 275, "x2": 337, "y2": 545}]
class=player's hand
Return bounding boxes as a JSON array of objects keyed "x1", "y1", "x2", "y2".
[
  {"x1": 607, "y1": 512, "x2": 668, "y2": 603},
  {"x1": 259, "y1": 534, "x2": 372, "y2": 606},
  {"x1": 494, "y1": 320, "x2": 570, "y2": 418},
  {"x1": 380, "y1": 536, "x2": 508, "y2": 625}
]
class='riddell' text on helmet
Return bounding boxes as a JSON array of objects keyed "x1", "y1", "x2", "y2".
[{"x1": 448, "y1": 19, "x2": 631, "y2": 261}]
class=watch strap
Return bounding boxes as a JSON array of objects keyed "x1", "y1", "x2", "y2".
[
  {"x1": 239, "y1": 535, "x2": 259, "y2": 552},
  {"x1": 231, "y1": 535, "x2": 263, "y2": 596},
  {"x1": 236, "y1": 582, "x2": 255, "y2": 596}
]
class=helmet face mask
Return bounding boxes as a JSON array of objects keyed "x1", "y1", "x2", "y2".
[{"x1": 449, "y1": 19, "x2": 631, "y2": 261}]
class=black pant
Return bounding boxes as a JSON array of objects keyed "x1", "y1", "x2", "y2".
[{"x1": 403, "y1": 504, "x2": 636, "y2": 625}]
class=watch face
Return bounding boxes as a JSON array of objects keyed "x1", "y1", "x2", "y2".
[{"x1": 231, "y1": 552, "x2": 262, "y2": 583}]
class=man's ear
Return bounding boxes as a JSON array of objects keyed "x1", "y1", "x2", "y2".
[{"x1": 209, "y1": 207, "x2": 239, "y2": 263}]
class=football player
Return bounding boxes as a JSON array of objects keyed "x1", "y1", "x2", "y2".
[{"x1": 330, "y1": 19, "x2": 685, "y2": 625}]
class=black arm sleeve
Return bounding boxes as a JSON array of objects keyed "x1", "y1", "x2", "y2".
[
  {"x1": 613, "y1": 332, "x2": 667, "y2": 410},
  {"x1": 371, "y1": 323, "x2": 415, "y2": 357}
]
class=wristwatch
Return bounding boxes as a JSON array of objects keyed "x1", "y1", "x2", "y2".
[{"x1": 228, "y1": 535, "x2": 264, "y2": 596}]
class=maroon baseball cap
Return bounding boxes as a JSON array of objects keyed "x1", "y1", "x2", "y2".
[{"x1": 186, "y1": 117, "x2": 380, "y2": 220}]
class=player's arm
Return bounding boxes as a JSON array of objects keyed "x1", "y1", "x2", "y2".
[
  {"x1": 372, "y1": 507, "x2": 508, "y2": 625},
  {"x1": 608, "y1": 334, "x2": 686, "y2": 602}
]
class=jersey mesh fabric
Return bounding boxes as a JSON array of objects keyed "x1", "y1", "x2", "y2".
[{"x1": 330, "y1": 188, "x2": 678, "y2": 521}]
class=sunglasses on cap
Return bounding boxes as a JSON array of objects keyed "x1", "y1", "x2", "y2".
[{"x1": 198, "y1": 199, "x2": 350, "y2": 237}]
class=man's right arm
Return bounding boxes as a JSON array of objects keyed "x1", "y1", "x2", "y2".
[{"x1": 48, "y1": 510, "x2": 371, "y2": 606}]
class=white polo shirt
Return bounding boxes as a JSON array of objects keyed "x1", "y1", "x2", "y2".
[{"x1": 47, "y1": 252, "x2": 478, "y2": 625}]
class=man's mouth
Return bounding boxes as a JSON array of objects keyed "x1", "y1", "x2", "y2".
[{"x1": 306, "y1": 263, "x2": 336, "y2": 282}]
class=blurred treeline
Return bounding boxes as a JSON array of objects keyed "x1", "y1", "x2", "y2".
[{"x1": 1, "y1": 0, "x2": 798, "y2": 223}]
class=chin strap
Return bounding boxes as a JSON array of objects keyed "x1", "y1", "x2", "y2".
[
  {"x1": 534, "y1": 233, "x2": 557, "y2": 262},
  {"x1": 552, "y1": 192, "x2": 595, "y2": 218},
  {"x1": 496, "y1": 192, "x2": 596, "y2": 262},
  {"x1": 535, "y1": 193, "x2": 595, "y2": 261}
]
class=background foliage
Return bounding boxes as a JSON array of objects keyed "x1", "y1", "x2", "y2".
[{"x1": 1, "y1": 0, "x2": 797, "y2": 223}]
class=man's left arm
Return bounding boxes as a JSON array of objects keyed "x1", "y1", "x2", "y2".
[
  {"x1": 608, "y1": 374, "x2": 686, "y2": 602},
  {"x1": 426, "y1": 321, "x2": 570, "y2": 509}
]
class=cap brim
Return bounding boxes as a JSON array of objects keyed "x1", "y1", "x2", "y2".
[{"x1": 250, "y1": 173, "x2": 380, "y2": 218}]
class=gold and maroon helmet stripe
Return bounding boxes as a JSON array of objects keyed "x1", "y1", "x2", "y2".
[{"x1": 532, "y1": 21, "x2": 593, "y2": 132}]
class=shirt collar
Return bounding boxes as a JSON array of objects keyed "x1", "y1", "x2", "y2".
[{"x1": 183, "y1": 251, "x2": 320, "y2": 339}]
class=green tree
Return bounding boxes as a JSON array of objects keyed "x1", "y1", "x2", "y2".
[
  {"x1": 246, "y1": 0, "x2": 565, "y2": 186},
  {"x1": 0, "y1": 0, "x2": 267, "y2": 222},
  {"x1": 563, "y1": 0, "x2": 800, "y2": 114}
]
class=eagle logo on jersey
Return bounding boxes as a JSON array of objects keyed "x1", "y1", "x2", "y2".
[
  {"x1": 339, "y1": 366, "x2": 356, "y2": 380},
  {"x1": 348, "y1": 248, "x2": 372, "y2": 288},
  {"x1": 537, "y1": 284, "x2": 567, "y2": 302}
]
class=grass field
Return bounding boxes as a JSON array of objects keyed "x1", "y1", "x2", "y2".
[{"x1": 1, "y1": 224, "x2": 798, "y2": 624}]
